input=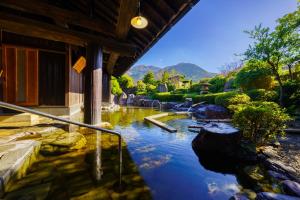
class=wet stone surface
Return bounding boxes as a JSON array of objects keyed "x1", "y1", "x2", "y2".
[{"x1": 0, "y1": 122, "x2": 151, "y2": 199}]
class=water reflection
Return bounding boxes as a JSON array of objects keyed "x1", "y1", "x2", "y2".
[
  {"x1": 103, "y1": 108, "x2": 243, "y2": 200},
  {"x1": 93, "y1": 131, "x2": 103, "y2": 182}
]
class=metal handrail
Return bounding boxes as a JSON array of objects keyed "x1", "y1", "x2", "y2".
[{"x1": 0, "y1": 101, "x2": 122, "y2": 186}]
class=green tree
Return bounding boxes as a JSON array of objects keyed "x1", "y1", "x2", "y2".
[
  {"x1": 111, "y1": 76, "x2": 123, "y2": 96},
  {"x1": 244, "y1": 7, "x2": 300, "y2": 105},
  {"x1": 143, "y1": 71, "x2": 156, "y2": 85},
  {"x1": 276, "y1": 7, "x2": 300, "y2": 80},
  {"x1": 235, "y1": 60, "x2": 274, "y2": 91},
  {"x1": 209, "y1": 75, "x2": 227, "y2": 93},
  {"x1": 136, "y1": 80, "x2": 146, "y2": 92},
  {"x1": 118, "y1": 74, "x2": 134, "y2": 92},
  {"x1": 161, "y1": 71, "x2": 170, "y2": 83}
]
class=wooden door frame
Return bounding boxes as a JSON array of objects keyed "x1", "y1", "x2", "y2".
[{"x1": 2, "y1": 44, "x2": 39, "y2": 106}]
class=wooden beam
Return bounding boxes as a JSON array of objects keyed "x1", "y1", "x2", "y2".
[
  {"x1": 156, "y1": 1, "x2": 176, "y2": 16},
  {"x1": 114, "y1": 0, "x2": 198, "y2": 76},
  {"x1": 0, "y1": 0, "x2": 115, "y2": 37},
  {"x1": 106, "y1": 0, "x2": 138, "y2": 75},
  {"x1": 143, "y1": 1, "x2": 167, "y2": 25},
  {"x1": 0, "y1": 13, "x2": 137, "y2": 56}
]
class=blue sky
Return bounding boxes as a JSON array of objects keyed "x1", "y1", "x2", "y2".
[{"x1": 135, "y1": 0, "x2": 298, "y2": 73}]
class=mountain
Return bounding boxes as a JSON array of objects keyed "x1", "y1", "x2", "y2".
[
  {"x1": 127, "y1": 65, "x2": 161, "y2": 81},
  {"x1": 127, "y1": 63, "x2": 217, "y2": 82}
]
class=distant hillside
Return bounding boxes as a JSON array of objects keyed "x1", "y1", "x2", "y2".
[
  {"x1": 127, "y1": 65, "x2": 160, "y2": 81},
  {"x1": 127, "y1": 63, "x2": 217, "y2": 82}
]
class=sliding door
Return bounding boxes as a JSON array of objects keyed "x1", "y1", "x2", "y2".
[{"x1": 2, "y1": 45, "x2": 38, "y2": 106}]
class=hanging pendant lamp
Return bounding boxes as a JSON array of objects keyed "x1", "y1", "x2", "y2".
[{"x1": 131, "y1": 1, "x2": 148, "y2": 29}]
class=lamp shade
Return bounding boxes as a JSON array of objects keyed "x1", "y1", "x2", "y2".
[{"x1": 131, "y1": 16, "x2": 148, "y2": 29}]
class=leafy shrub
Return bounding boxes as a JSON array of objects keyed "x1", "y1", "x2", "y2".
[
  {"x1": 235, "y1": 60, "x2": 274, "y2": 90},
  {"x1": 227, "y1": 94, "x2": 251, "y2": 112},
  {"x1": 152, "y1": 92, "x2": 184, "y2": 102},
  {"x1": 146, "y1": 84, "x2": 157, "y2": 95},
  {"x1": 247, "y1": 89, "x2": 278, "y2": 101},
  {"x1": 136, "y1": 80, "x2": 146, "y2": 93},
  {"x1": 136, "y1": 91, "x2": 147, "y2": 96},
  {"x1": 173, "y1": 88, "x2": 189, "y2": 94},
  {"x1": 214, "y1": 91, "x2": 239, "y2": 107},
  {"x1": 228, "y1": 94, "x2": 251, "y2": 105},
  {"x1": 167, "y1": 83, "x2": 176, "y2": 92},
  {"x1": 281, "y1": 80, "x2": 300, "y2": 108},
  {"x1": 209, "y1": 75, "x2": 227, "y2": 93},
  {"x1": 183, "y1": 93, "x2": 198, "y2": 99},
  {"x1": 192, "y1": 93, "x2": 219, "y2": 104},
  {"x1": 190, "y1": 83, "x2": 202, "y2": 93},
  {"x1": 232, "y1": 101, "x2": 291, "y2": 145}
]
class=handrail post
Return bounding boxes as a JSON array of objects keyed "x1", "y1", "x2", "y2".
[{"x1": 118, "y1": 135, "x2": 123, "y2": 188}]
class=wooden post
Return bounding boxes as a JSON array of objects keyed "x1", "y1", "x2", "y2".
[
  {"x1": 102, "y1": 69, "x2": 112, "y2": 103},
  {"x1": 84, "y1": 44, "x2": 102, "y2": 125}
]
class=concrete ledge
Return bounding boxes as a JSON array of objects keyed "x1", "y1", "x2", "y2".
[
  {"x1": 0, "y1": 113, "x2": 39, "y2": 124},
  {"x1": 0, "y1": 140, "x2": 41, "y2": 197},
  {"x1": 32, "y1": 104, "x2": 82, "y2": 116},
  {"x1": 144, "y1": 113, "x2": 177, "y2": 133}
]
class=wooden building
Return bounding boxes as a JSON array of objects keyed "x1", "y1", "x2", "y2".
[{"x1": 0, "y1": 0, "x2": 199, "y2": 124}]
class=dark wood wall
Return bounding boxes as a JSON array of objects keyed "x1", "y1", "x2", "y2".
[
  {"x1": 1, "y1": 32, "x2": 84, "y2": 107},
  {"x1": 39, "y1": 51, "x2": 65, "y2": 105},
  {"x1": 65, "y1": 45, "x2": 84, "y2": 107}
]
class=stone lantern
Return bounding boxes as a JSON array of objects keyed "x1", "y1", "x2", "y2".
[{"x1": 200, "y1": 83, "x2": 211, "y2": 94}]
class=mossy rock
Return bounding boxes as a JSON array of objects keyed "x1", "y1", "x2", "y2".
[
  {"x1": 40, "y1": 132, "x2": 87, "y2": 155},
  {"x1": 244, "y1": 165, "x2": 265, "y2": 182}
]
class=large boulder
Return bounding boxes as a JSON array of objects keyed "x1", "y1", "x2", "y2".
[
  {"x1": 126, "y1": 94, "x2": 135, "y2": 105},
  {"x1": 194, "y1": 104, "x2": 229, "y2": 119},
  {"x1": 157, "y1": 83, "x2": 168, "y2": 92},
  {"x1": 282, "y1": 180, "x2": 300, "y2": 197},
  {"x1": 118, "y1": 92, "x2": 127, "y2": 105},
  {"x1": 132, "y1": 95, "x2": 148, "y2": 106},
  {"x1": 192, "y1": 123, "x2": 240, "y2": 157}
]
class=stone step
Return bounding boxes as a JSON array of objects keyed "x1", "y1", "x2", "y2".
[{"x1": 0, "y1": 140, "x2": 41, "y2": 197}]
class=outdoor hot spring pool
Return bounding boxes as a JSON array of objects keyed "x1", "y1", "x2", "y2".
[
  {"x1": 102, "y1": 107, "x2": 242, "y2": 200},
  {"x1": 5, "y1": 107, "x2": 247, "y2": 200}
]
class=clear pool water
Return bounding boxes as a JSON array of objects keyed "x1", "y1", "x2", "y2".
[
  {"x1": 103, "y1": 107, "x2": 242, "y2": 200},
  {"x1": 4, "y1": 107, "x2": 245, "y2": 199}
]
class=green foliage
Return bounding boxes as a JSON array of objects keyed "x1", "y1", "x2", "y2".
[
  {"x1": 173, "y1": 88, "x2": 189, "y2": 94},
  {"x1": 243, "y1": 6, "x2": 300, "y2": 104},
  {"x1": 118, "y1": 74, "x2": 134, "y2": 90},
  {"x1": 208, "y1": 75, "x2": 226, "y2": 93},
  {"x1": 152, "y1": 92, "x2": 184, "y2": 102},
  {"x1": 228, "y1": 94, "x2": 251, "y2": 105},
  {"x1": 232, "y1": 101, "x2": 291, "y2": 145},
  {"x1": 227, "y1": 94, "x2": 251, "y2": 112},
  {"x1": 167, "y1": 83, "x2": 176, "y2": 92},
  {"x1": 143, "y1": 71, "x2": 156, "y2": 85},
  {"x1": 235, "y1": 60, "x2": 274, "y2": 90},
  {"x1": 190, "y1": 83, "x2": 202, "y2": 93},
  {"x1": 161, "y1": 71, "x2": 170, "y2": 83},
  {"x1": 214, "y1": 91, "x2": 239, "y2": 107},
  {"x1": 136, "y1": 91, "x2": 147, "y2": 96},
  {"x1": 146, "y1": 84, "x2": 157, "y2": 94},
  {"x1": 136, "y1": 80, "x2": 146, "y2": 93},
  {"x1": 111, "y1": 76, "x2": 123, "y2": 96},
  {"x1": 246, "y1": 89, "x2": 278, "y2": 101},
  {"x1": 281, "y1": 80, "x2": 300, "y2": 108},
  {"x1": 276, "y1": 7, "x2": 300, "y2": 69},
  {"x1": 192, "y1": 93, "x2": 219, "y2": 104}
]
